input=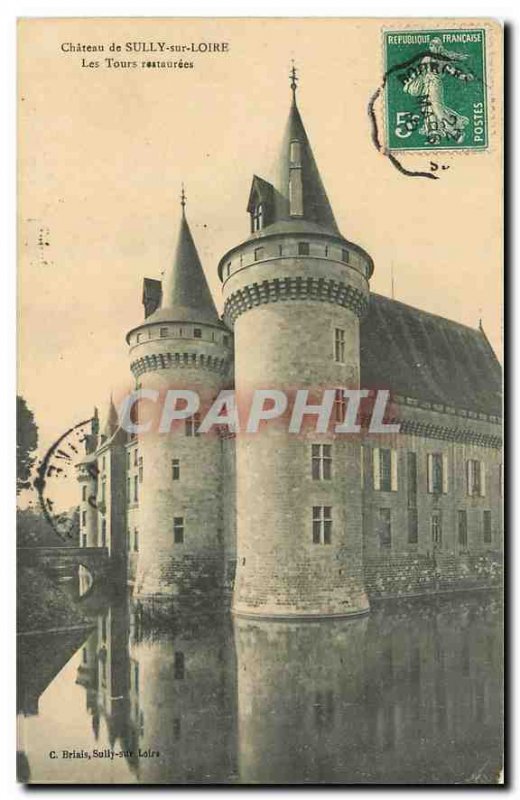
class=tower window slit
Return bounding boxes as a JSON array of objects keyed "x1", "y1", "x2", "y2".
[
  {"x1": 174, "y1": 651, "x2": 185, "y2": 680},
  {"x1": 172, "y1": 458, "x2": 180, "y2": 480},
  {"x1": 458, "y1": 510, "x2": 468, "y2": 548},
  {"x1": 334, "y1": 328, "x2": 345, "y2": 363},
  {"x1": 173, "y1": 516, "x2": 184, "y2": 544}
]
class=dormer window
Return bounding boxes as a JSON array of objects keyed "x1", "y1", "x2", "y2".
[
  {"x1": 247, "y1": 176, "x2": 274, "y2": 235},
  {"x1": 252, "y1": 202, "x2": 264, "y2": 233}
]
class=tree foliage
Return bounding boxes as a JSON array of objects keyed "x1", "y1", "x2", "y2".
[{"x1": 17, "y1": 395, "x2": 38, "y2": 494}]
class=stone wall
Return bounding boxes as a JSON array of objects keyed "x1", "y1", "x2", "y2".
[{"x1": 362, "y1": 406, "x2": 503, "y2": 600}]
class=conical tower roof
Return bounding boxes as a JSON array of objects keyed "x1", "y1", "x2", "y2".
[
  {"x1": 269, "y1": 95, "x2": 340, "y2": 234},
  {"x1": 102, "y1": 395, "x2": 118, "y2": 439},
  {"x1": 148, "y1": 193, "x2": 220, "y2": 326}
]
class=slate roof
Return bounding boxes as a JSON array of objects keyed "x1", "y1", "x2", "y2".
[
  {"x1": 360, "y1": 293, "x2": 502, "y2": 417},
  {"x1": 244, "y1": 96, "x2": 343, "y2": 241},
  {"x1": 147, "y1": 211, "x2": 220, "y2": 327}
]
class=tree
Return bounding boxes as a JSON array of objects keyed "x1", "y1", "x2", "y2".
[{"x1": 17, "y1": 395, "x2": 38, "y2": 495}]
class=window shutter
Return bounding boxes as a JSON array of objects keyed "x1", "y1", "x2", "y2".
[
  {"x1": 480, "y1": 462, "x2": 486, "y2": 497},
  {"x1": 373, "y1": 448, "x2": 380, "y2": 491},
  {"x1": 442, "y1": 453, "x2": 449, "y2": 494},
  {"x1": 427, "y1": 454, "x2": 434, "y2": 494},
  {"x1": 467, "y1": 460, "x2": 473, "y2": 496},
  {"x1": 390, "y1": 449, "x2": 398, "y2": 491}
]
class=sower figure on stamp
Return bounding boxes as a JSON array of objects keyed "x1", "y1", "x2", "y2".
[{"x1": 403, "y1": 37, "x2": 475, "y2": 145}]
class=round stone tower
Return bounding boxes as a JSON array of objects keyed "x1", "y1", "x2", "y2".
[
  {"x1": 126, "y1": 194, "x2": 233, "y2": 609},
  {"x1": 218, "y1": 78, "x2": 374, "y2": 619}
]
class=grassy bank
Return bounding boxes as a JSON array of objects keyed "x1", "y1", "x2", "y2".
[{"x1": 17, "y1": 566, "x2": 91, "y2": 634}]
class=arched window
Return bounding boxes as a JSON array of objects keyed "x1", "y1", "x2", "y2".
[{"x1": 252, "y1": 202, "x2": 264, "y2": 232}]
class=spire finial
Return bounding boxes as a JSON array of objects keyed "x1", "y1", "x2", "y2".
[
  {"x1": 180, "y1": 183, "x2": 187, "y2": 216},
  {"x1": 290, "y1": 60, "x2": 298, "y2": 100}
]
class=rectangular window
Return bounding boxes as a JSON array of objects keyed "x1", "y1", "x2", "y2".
[
  {"x1": 127, "y1": 451, "x2": 130, "y2": 468},
  {"x1": 134, "y1": 448, "x2": 138, "y2": 466},
  {"x1": 134, "y1": 528, "x2": 139, "y2": 552},
  {"x1": 483, "y1": 510, "x2": 492, "y2": 544},
  {"x1": 223, "y1": 335, "x2": 229, "y2": 346},
  {"x1": 160, "y1": 327, "x2": 168, "y2": 337},
  {"x1": 82, "y1": 534, "x2": 87, "y2": 548},
  {"x1": 334, "y1": 388, "x2": 346, "y2": 423},
  {"x1": 138, "y1": 457, "x2": 143, "y2": 483},
  {"x1": 378, "y1": 508, "x2": 392, "y2": 549},
  {"x1": 82, "y1": 485, "x2": 87, "y2": 501},
  {"x1": 334, "y1": 328, "x2": 345, "y2": 363},
  {"x1": 101, "y1": 519, "x2": 106, "y2": 548},
  {"x1": 81, "y1": 510, "x2": 86, "y2": 526},
  {"x1": 312, "y1": 506, "x2": 332, "y2": 545},
  {"x1": 341, "y1": 248, "x2": 349, "y2": 264},
  {"x1": 427, "y1": 453, "x2": 447, "y2": 494},
  {"x1": 185, "y1": 413, "x2": 201, "y2": 437},
  {"x1": 298, "y1": 242, "x2": 310, "y2": 256},
  {"x1": 458, "y1": 510, "x2": 468, "y2": 549},
  {"x1": 311, "y1": 444, "x2": 332, "y2": 480},
  {"x1": 254, "y1": 246, "x2": 264, "y2": 261},
  {"x1": 173, "y1": 516, "x2": 184, "y2": 544},
  {"x1": 408, "y1": 508, "x2": 418, "y2": 544},
  {"x1": 127, "y1": 477, "x2": 131, "y2": 504},
  {"x1": 194, "y1": 328, "x2": 202, "y2": 339},
  {"x1": 431, "y1": 511, "x2": 442, "y2": 548},
  {"x1": 172, "y1": 458, "x2": 180, "y2": 480},
  {"x1": 101, "y1": 479, "x2": 106, "y2": 504},
  {"x1": 174, "y1": 651, "x2": 185, "y2": 680},
  {"x1": 133, "y1": 475, "x2": 138, "y2": 504},
  {"x1": 379, "y1": 448, "x2": 392, "y2": 492},
  {"x1": 407, "y1": 452, "x2": 417, "y2": 507},
  {"x1": 102, "y1": 456, "x2": 106, "y2": 471},
  {"x1": 467, "y1": 459, "x2": 486, "y2": 497}
]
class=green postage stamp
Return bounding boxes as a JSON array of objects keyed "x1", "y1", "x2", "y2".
[{"x1": 384, "y1": 29, "x2": 488, "y2": 151}]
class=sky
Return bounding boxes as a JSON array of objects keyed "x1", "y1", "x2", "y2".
[{"x1": 18, "y1": 17, "x2": 503, "y2": 470}]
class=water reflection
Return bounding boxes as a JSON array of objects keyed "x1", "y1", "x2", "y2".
[{"x1": 17, "y1": 593, "x2": 502, "y2": 784}]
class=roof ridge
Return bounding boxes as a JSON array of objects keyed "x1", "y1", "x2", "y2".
[{"x1": 370, "y1": 292, "x2": 483, "y2": 336}]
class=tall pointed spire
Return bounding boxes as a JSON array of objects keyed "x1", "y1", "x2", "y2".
[
  {"x1": 272, "y1": 69, "x2": 340, "y2": 233},
  {"x1": 153, "y1": 188, "x2": 219, "y2": 325},
  {"x1": 246, "y1": 66, "x2": 341, "y2": 238},
  {"x1": 102, "y1": 393, "x2": 118, "y2": 439}
]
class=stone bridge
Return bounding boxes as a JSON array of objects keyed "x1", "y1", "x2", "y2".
[{"x1": 18, "y1": 546, "x2": 110, "y2": 588}]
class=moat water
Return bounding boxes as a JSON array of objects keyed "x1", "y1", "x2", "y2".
[{"x1": 17, "y1": 592, "x2": 503, "y2": 784}]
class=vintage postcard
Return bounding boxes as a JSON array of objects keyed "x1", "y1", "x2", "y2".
[{"x1": 17, "y1": 17, "x2": 503, "y2": 785}]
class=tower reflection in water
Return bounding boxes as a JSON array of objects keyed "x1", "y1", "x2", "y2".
[
  {"x1": 75, "y1": 595, "x2": 502, "y2": 784},
  {"x1": 76, "y1": 601, "x2": 238, "y2": 783}
]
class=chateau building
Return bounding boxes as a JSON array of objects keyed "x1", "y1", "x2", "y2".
[{"x1": 77, "y1": 79, "x2": 502, "y2": 618}]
